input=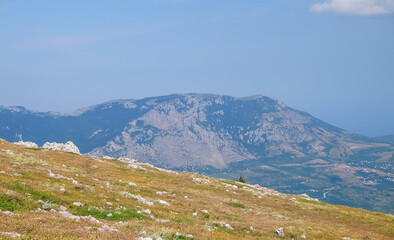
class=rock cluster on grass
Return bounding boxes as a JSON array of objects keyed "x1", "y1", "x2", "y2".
[
  {"x1": 123, "y1": 192, "x2": 154, "y2": 206},
  {"x1": 43, "y1": 141, "x2": 80, "y2": 154},
  {"x1": 13, "y1": 140, "x2": 80, "y2": 154},
  {"x1": 14, "y1": 141, "x2": 38, "y2": 148}
]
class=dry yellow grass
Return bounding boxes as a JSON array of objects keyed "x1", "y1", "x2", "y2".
[{"x1": 0, "y1": 139, "x2": 393, "y2": 240}]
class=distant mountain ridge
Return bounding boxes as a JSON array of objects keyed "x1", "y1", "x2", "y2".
[{"x1": 0, "y1": 94, "x2": 393, "y2": 213}]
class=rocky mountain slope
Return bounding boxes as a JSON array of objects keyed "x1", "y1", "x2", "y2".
[
  {"x1": 0, "y1": 94, "x2": 393, "y2": 213},
  {"x1": 0, "y1": 140, "x2": 393, "y2": 240}
]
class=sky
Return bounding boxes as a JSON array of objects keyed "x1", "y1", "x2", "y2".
[{"x1": 0, "y1": 0, "x2": 393, "y2": 137}]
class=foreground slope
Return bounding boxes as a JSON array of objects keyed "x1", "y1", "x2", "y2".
[
  {"x1": 0, "y1": 94, "x2": 393, "y2": 213},
  {"x1": 0, "y1": 140, "x2": 393, "y2": 240}
]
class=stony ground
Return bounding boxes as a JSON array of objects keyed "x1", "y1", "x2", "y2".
[{"x1": 0, "y1": 139, "x2": 393, "y2": 240}]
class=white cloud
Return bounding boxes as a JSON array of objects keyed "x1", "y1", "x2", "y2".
[{"x1": 311, "y1": 0, "x2": 394, "y2": 15}]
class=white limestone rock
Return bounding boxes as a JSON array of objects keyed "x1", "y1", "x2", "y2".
[
  {"x1": 157, "y1": 199, "x2": 170, "y2": 207},
  {"x1": 0, "y1": 231, "x2": 22, "y2": 238},
  {"x1": 14, "y1": 141, "x2": 38, "y2": 148},
  {"x1": 43, "y1": 141, "x2": 80, "y2": 154},
  {"x1": 73, "y1": 202, "x2": 84, "y2": 207}
]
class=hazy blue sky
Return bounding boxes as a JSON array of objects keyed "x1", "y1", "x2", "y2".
[{"x1": 0, "y1": 0, "x2": 393, "y2": 137}]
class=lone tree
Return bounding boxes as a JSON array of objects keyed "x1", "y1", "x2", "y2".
[{"x1": 237, "y1": 175, "x2": 246, "y2": 183}]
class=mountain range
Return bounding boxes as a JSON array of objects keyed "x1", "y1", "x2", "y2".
[{"x1": 0, "y1": 94, "x2": 392, "y2": 213}]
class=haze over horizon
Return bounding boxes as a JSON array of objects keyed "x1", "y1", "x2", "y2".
[{"x1": 1, "y1": 0, "x2": 393, "y2": 137}]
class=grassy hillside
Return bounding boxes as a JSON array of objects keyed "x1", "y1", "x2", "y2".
[{"x1": 0, "y1": 139, "x2": 393, "y2": 240}]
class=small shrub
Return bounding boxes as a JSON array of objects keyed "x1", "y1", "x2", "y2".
[
  {"x1": 201, "y1": 212, "x2": 210, "y2": 219},
  {"x1": 236, "y1": 175, "x2": 246, "y2": 183}
]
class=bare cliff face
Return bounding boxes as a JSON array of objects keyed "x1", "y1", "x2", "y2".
[{"x1": 87, "y1": 94, "x2": 354, "y2": 169}]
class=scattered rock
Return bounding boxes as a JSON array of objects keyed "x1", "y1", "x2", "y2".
[
  {"x1": 301, "y1": 235, "x2": 306, "y2": 239},
  {"x1": 42, "y1": 201, "x2": 52, "y2": 210},
  {"x1": 157, "y1": 199, "x2": 170, "y2": 207},
  {"x1": 218, "y1": 222, "x2": 234, "y2": 230},
  {"x1": 192, "y1": 177, "x2": 210, "y2": 184},
  {"x1": 123, "y1": 192, "x2": 153, "y2": 206},
  {"x1": 127, "y1": 182, "x2": 137, "y2": 187},
  {"x1": 98, "y1": 224, "x2": 119, "y2": 232},
  {"x1": 73, "y1": 202, "x2": 84, "y2": 207},
  {"x1": 0, "y1": 231, "x2": 22, "y2": 238},
  {"x1": 81, "y1": 215, "x2": 100, "y2": 224},
  {"x1": 155, "y1": 219, "x2": 170, "y2": 223},
  {"x1": 141, "y1": 209, "x2": 151, "y2": 215},
  {"x1": 300, "y1": 193, "x2": 319, "y2": 201},
  {"x1": 0, "y1": 209, "x2": 15, "y2": 216},
  {"x1": 58, "y1": 210, "x2": 81, "y2": 221},
  {"x1": 275, "y1": 227, "x2": 284, "y2": 236},
  {"x1": 48, "y1": 170, "x2": 78, "y2": 185}
]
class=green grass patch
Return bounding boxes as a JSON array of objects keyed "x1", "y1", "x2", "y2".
[
  {"x1": 201, "y1": 212, "x2": 210, "y2": 219},
  {"x1": 227, "y1": 202, "x2": 246, "y2": 209},
  {"x1": 167, "y1": 235, "x2": 190, "y2": 240},
  {"x1": 298, "y1": 199, "x2": 325, "y2": 205},
  {"x1": 224, "y1": 215, "x2": 240, "y2": 222},
  {"x1": 214, "y1": 224, "x2": 234, "y2": 234},
  {"x1": 115, "y1": 166, "x2": 128, "y2": 171},
  {"x1": 71, "y1": 207, "x2": 148, "y2": 221},
  {"x1": 0, "y1": 193, "x2": 31, "y2": 211},
  {"x1": 220, "y1": 180, "x2": 243, "y2": 188},
  {"x1": 66, "y1": 152, "x2": 79, "y2": 155},
  {"x1": 26, "y1": 148, "x2": 43, "y2": 151},
  {"x1": 8, "y1": 182, "x2": 60, "y2": 203}
]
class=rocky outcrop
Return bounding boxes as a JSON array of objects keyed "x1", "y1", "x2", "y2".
[
  {"x1": 14, "y1": 141, "x2": 38, "y2": 148},
  {"x1": 13, "y1": 140, "x2": 80, "y2": 155},
  {"x1": 43, "y1": 141, "x2": 80, "y2": 154}
]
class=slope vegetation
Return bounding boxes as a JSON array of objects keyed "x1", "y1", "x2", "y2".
[{"x1": 0, "y1": 140, "x2": 393, "y2": 240}]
